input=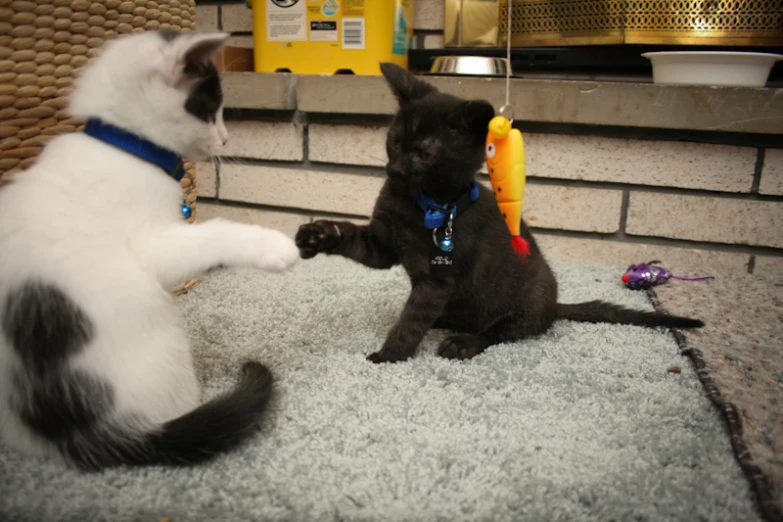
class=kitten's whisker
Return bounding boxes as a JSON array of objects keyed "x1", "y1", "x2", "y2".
[
  {"x1": 367, "y1": 155, "x2": 388, "y2": 165},
  {"x1": 224, "y1": 56, "x2": 250, "y2": 71}
]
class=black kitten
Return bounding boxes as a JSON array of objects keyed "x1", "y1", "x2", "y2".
[{"x1": 296, "y1": 63, "x2": 703, "y2": 363}]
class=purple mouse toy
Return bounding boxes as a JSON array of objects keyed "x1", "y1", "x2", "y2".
[{"x1": 622, "y1": 260, "x2": 714, "y2": 290}]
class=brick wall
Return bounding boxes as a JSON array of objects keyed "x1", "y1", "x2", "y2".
[{"x1": 194, "y1": 1, "x2": 783, "y2": 278}]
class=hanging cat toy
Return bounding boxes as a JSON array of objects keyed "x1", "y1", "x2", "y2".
[
  {"x1": 485, "y1": 0, "x2": 530, "y2": 261},
  {"x1": 621, "y1": 260, "x2": 714, "y2": 290}
]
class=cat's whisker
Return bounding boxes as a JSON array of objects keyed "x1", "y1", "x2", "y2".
[
  {"x1": 367, "y1": 155, "x2": 388, "y2": 165},
  {"x1": 214, "y1": 155, "x2": 261, "y2": 169}
]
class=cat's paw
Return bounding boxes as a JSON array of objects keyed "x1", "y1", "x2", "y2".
[
  {"x1": 437, "y1": 335, "x2": 489, "y2": 360},
  {"x1": 295, "y1": 220, "x2": 341, "y2": 259},
  {"x1": 367, "y1": 349, "x2": 412, "y2": 364},
  {"x1": 257, "y1": 229, "x2": 300, "y2": 272}
]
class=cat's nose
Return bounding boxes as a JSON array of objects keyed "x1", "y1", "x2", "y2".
[{"x1": 222, "y1": 137, "x2": 228, "y2": 146}]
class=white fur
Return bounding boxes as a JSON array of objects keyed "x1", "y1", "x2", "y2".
[{"x1": 0, "y1": 31, "x2": 299, "y2": 460}]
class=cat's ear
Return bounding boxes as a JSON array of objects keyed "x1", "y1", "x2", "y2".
[
  {"x1": 163, "y1": 31, "x2": 230, "y2": 81},
  {"x1": 380, "y1": 62, "x2": 436, "y2": 106},
  {"x1": 453, "y1": 100, "x2": 496, "y2": 135}
]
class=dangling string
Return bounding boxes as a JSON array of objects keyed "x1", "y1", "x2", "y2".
[{"x1": 500, "y1": 0, "x2": 513, "y2": 121}]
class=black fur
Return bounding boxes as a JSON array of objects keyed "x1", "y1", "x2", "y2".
[
  {"x1": 557, "y1": 301, "x2": 703, "y2": 329},
  {"x1": 14, "y1": 361, "x2": 273, "y2": 471},
  {"x1": 184, "y1": 61, "x2": 222, "y2": 123},
  {"x1": 2, "y1": 281, "x2": 93, "y2": 375},
  {"x1": 58, "y1": 361, "x2": 274, "y2": 471},
  {"x1": 295, "y1": 62, "x2": 704, "y2": 363},
  {"x1": 11, "y1": 368, "x2": 112, "y2": 441}
]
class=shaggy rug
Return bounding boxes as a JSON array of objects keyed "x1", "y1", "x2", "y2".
[{"x1": 0, "y1": 257, "x2": 762, "y2": 521}]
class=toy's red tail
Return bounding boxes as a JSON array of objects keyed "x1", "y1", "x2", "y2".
[{"x1": 511, "y1": 236, "x2": 530, "y2": 260}]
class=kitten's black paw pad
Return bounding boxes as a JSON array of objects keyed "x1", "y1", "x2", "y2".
[
  {"x1": 295, "y1": 221, "x2": 340, "y2": 259},
  {"x1": 367, "y1": 350, "x2": 411, "y2": 364},
  {"x1": 437, "y1": 335, "x2": 487, "y2": 360}
]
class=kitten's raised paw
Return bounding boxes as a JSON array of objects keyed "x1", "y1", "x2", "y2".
[
  {"x1": 367, "y1": 349, "x2": 412, "y2": 364},
  {"x1": 295, "y1": 220, "x2": 341, "y2": 259},
  {"x1": 437, "y1": 335, "x2": 489, "y2": 360},
  {"x1": 258, "y1": 229, "x2": 300, "y2": 272}
]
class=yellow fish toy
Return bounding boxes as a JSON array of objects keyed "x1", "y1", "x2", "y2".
[{"x1": 485, "y1": 114, "x2": 530, "y2": 260}]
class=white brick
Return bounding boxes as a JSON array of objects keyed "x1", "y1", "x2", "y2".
[
  {"x1": 415, "y1": 0, "x2": 444, "y2": 30},
  {"x1": 760, "y1": 148, "x2": 783, "y2": 196},
  {"x1": 308, "y1": 124, "x2": 387, "y2": 167},
  {"x1": 753, "y1": 256, "x2": 783, "y2": 279},
  {"x1": 226, "y1": 35, "x2": 255, "y2": 49},
  {"x1": 479, "y1": 179, "x2": 622, "y2": 233},
  {"x1": 627, "y1": 193, "x2": 783, "y2": 248},
  {"x1": 197, "y1": 202, "x2": 309, "y2": 236},
  {"x1": 196, "y1": 161, "x2": 217, "y2": 198},
  {"x1": 523, "y1": 133, "x2": 755, "y2": 192},
  {"x1": 195, "y1": 5, "x2": 218, "y2": 31},
  {"x1": 535, "y1": 234, "x2": 750, "y2": 275},
  {"x1": 224, "y1": 121, "x2": 303, "y2": 161},
  {"x1": 526, "y1": 185, "x2": 622, "y2": 233},
  {"x1": 220, "y1": 164, "x2": 384, "y2": 216},
  {"x1": 423, "y1": 33, "x2": 444, "y2": 49},
  {"x1": 221, "y1": 4, "x2": 253, "y2": 33}
]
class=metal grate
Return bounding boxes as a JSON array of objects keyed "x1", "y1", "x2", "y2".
[{"x1": 500, "y1": 0, "x2": 783, "y2": 46}]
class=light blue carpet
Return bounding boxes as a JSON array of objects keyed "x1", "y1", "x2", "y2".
[{"x1": 0, "y1": 257, "x2": 761, "y2": 521}]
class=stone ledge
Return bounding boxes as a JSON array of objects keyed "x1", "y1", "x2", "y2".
[
  {"x1": 223, "y1": 73, "x2": 294, "y2": 111},
  {"x1": 273, "y1": 73, "x2": 781, "y2": 134}
]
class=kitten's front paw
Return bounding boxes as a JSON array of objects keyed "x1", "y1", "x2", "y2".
[
  {"x1": 366, "y1": 349, "x2": 412, "y2": 364},
  {"x1": 257, "y1": 230, "x2": 300, "y2": 272},
  {"x1": 295, "y1": 220, "x2": 341, "y2": 259}
]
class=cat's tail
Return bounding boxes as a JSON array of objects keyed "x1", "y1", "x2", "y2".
[
  {"x1": 62, "y1": 361, "x2": 273, "y2": 471},
  {"x1": 556, "y1": 301, "x2": 704, "y2": 329}
]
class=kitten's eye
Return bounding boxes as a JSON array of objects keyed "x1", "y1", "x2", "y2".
[
  {"x1": 417, "y1": 149, "x2": 433, "y2": 162},
  {"x1": 486, "y1": 143, "x2": 496, "y2": 158}
]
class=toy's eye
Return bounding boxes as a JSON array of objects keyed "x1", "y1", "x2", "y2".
[{"x1": 485, "y1": 143, "x2": 496, "y2": 158}]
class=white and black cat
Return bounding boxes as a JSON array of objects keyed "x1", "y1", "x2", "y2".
[
  {"x1": 296, "y1": 63, "x2": 703, "y2": 364},
  {"x1": 0, "y1": 30, "x2": 299, "y2": 470}
]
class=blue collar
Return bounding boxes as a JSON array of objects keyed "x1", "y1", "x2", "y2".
[
  {"x1": 410, "y1": 181, "x2": 480, "y2": 229},
  {"x1": 83, "y1": 118, "x2": 185, "y2": 181}
]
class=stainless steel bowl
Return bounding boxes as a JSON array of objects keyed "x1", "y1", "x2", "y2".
[{"x1": 429, "y1": 56, "x2": 509, "y2": 76}]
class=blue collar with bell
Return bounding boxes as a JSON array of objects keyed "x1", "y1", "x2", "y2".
[
  {"x1": 83, "y1": 118, "x2": 192, "y2": 220},
  {"x1": 410, "y1": 181, "x2": 480, "y2": 253}
]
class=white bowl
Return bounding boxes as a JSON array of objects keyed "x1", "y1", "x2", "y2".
[{"x1": 642, "y1": 51, "x2": 783, "y2": 88}]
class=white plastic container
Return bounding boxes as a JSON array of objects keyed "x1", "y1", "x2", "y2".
[{"x1": 642, "y1": 51, "x2": 783, "y2": 87}]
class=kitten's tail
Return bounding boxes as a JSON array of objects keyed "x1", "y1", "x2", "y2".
[
  {"x1": 62, "y1": 361, "x2": 273, "y2": 471},
  {"x1": 556, "y1": 300, "x2": 704, "y2": 329}
]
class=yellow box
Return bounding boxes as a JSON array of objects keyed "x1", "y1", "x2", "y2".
[{"x1": 251, "y1": 0, "x2": 414, "y2": 75}]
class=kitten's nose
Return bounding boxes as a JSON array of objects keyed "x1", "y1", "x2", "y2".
[{"x1": 222, "y1": 137, "x2": 228, "y2": 146}]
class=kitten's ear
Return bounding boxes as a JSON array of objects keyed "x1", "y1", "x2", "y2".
[
  {"x1": 163, "y1": 31, "x2": 229, "y2": 80},
  {"x1": 453, "y1": 100, "x2": 496, "y2": 135},
  {"x1": 380, "y1": 62, "x2": 436, "y2": 106}
]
